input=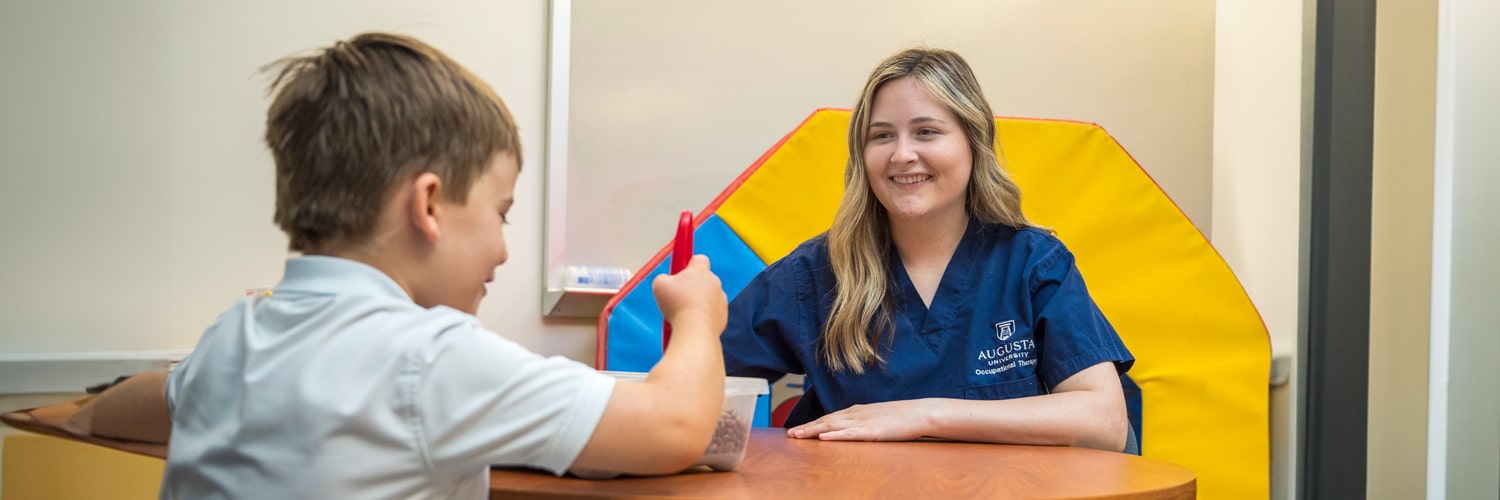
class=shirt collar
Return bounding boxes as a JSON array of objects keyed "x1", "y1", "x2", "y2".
[{"x1": 274, "y1": 255, "x2": 412, "y2": 302}]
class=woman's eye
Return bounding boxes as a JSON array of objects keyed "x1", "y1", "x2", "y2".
[
  {"x1": 918, "y1": 128, "x2": 938, "y2": 136},
  {"x1": 870, "y1": 131, "x2": 892, "y2": 140}
]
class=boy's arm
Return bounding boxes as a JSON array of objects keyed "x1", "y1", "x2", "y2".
[
  {"x1": 90, "y1": 370, "x2": 172, "y2": 444},
  {"x1": 568, "y1": 255, "x2": 727, "y2": 475}
]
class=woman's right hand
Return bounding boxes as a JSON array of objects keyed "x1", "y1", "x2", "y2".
[{"x1": 651, "y1": 255, "x2": 727, "y2": 335}]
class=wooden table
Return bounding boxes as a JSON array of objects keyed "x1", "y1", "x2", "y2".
[{"x1": 490, "y1": 428, "x2": 1195, "y2": 499}]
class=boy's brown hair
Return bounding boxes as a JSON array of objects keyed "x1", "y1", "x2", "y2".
[{"x1": 263, "y1": 32, "x2": 521, "y2": 252}]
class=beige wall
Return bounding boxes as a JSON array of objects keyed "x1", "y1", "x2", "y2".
[
  {"x1": 0, "y1": 1, "x2": 599, "y2": 364},
  {"x1": 1370, "y1": 0, "x2": 1438, "y2": 496},
  {"x1": 1211, "y1": 1, "x2": 1309, "y2": 498},
  {"x1": 1214, "y1": 1, "x2": 1449, "y2": 497}
]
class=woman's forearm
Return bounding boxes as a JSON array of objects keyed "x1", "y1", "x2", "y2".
[
  {"x1": 921, "y1": 390, "x2": 1127, "y2": 451},
  {"x1": 924, "y1": 362, "x2": 1127, "y2": 451}
]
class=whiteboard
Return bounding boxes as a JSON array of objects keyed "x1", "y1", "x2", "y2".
[{"x1": 550, "y1": 0, "x2": 1215, "y2": 285}]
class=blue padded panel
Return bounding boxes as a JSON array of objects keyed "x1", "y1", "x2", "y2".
[{"x1": 604, "y1": 214, "x2": 768, "y2": 372}]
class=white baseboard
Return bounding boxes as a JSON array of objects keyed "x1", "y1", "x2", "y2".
[{"x1": 0, "y1": 350, "x2": 190, "y2": 394}]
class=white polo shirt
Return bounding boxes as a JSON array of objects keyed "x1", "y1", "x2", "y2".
[{"x1": 162, "y1": 256, "x2": 615, "y2": 499}]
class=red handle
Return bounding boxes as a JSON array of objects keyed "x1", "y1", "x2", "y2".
[{"x1": 664, "y1": 210, "x2": 693, "y2": 351}]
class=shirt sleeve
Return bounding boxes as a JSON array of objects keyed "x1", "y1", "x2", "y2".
[
  {"x1": 722, "y1": 258, "x2": 808, "y2": 382},
  {"x1": 1028, "y1": 244, "x2": 1135, "y2": 390},
  {"x1": 166, "y1": 304, "x2": 238, "y2": 416},
  {"x1": 415, "y1": 320, "x2": 615, "y2": 476}
]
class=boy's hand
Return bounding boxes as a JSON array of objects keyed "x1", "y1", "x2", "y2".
[
  {"x1": 651, "y1": 255, "x2": 727, "y2": 335},
  {"x1": 572, "y1": 256, "x2": 727, "y2": 476}
]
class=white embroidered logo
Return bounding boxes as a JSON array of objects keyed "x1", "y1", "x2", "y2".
[
  {"x1": 975, "y1": 320, "x2": 1036, "y2": 376},
  {"x1": 994, "y1": 320, "x2": 1016, "y2": 342}
]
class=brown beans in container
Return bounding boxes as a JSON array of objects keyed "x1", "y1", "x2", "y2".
[{"x1": 705, "y1": 409, "x2": 748, "y2": 454}]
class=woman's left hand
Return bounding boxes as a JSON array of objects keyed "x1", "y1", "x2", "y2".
[{"x1": 786, "y1": 399, "x2": 933, "y2": 441}]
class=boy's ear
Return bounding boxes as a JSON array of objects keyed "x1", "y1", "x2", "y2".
[{"x1": 409, "y1": 173, "x2": 444, "y2": 243}]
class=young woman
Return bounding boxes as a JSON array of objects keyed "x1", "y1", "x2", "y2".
[{"x1": 721, "y1": 48, "x2": 1135, "y2": 452}]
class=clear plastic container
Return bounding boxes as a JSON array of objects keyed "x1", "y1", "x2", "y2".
[
  {"x1": 694, "y1": 375, "x2": 768, "y2": 471},
  {"x1": 598, "y1": 371, "x2": 768, "y2": 472}
]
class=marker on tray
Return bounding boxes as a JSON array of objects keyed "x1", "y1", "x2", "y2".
[{"x1": 664, "y1": 210, "x2": 693, "y2": 351}]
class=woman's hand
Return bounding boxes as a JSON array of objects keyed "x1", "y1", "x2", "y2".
[{"x1": 786, "y1": 399, "x2": 934, "y2": 441}]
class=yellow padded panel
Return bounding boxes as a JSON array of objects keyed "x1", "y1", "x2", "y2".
[
  {"x1": 716, "y1": 110, "x2": 851, "y2": 263},
  {"x1": 1000, "y1": 118, "x2": 1270, "y2": 500},
  {"x1": 712, "y1": 109, "x2": 1270, "y2": 499}
]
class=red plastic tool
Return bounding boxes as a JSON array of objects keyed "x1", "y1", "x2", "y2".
[{"x1": 664, "y1": 210, "x2": 693, "y2": 351}]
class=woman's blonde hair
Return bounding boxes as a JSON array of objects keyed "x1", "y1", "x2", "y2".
[{"x1": 822, "y1": 47, "x2": 1036, "y2": 373}]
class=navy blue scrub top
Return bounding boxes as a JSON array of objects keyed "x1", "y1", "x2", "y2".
[{"x1": 722, "y1": 218, "x2": 1134, "y2": 427}]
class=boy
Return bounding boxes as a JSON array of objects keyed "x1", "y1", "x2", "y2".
[{"x1": 161, "y1": 32, "x2": 728, "y2": 498}]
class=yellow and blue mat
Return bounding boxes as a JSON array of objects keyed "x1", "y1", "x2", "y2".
[{"x1": 597, "y1": 109, "x2": 1270, "y2": 499}]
